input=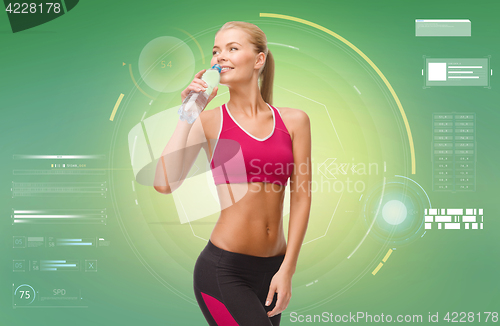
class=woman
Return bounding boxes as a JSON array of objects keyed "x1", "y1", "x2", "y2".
[{"x1": 154, "y1": 21, "x2": 311, "y2": 326}]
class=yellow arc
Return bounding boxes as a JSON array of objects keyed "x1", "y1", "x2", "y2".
[{"x1": 260, "y1": 13, "x2": 416, "y2": 174}]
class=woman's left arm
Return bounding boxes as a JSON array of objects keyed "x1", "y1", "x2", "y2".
[{"x1": 266, "y1": 109, "x2": 312, "y2": 317}]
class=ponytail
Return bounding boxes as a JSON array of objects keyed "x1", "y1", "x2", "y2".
[{"x1": 259, "y1": 49, "x2": 274, "y2": 105}]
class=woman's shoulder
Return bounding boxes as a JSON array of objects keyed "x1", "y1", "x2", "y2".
[
  {"x1": 275, "y1": 107, "x2": 308, "y2": 120},
  {"x1": 198, "y1": 105, "x2": 222, "y2": 137},
  {"x1": 199, "y1": 105, "x2": 222, "y2": 122},
  {"x1": 274, "y1": 107, "x2": 310, "y2": 141},
  {"x1": 275, "y1": 107, "x2": 310, "y2": 128}
]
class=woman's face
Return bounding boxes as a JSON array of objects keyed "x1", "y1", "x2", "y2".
[{"x1": 211, "y1": 28, "x2": 264, "y2": 86}]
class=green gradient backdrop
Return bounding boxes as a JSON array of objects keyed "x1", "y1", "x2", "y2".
[{"x1": 1, "y1": 0, "x2": 499, "y2": 325}]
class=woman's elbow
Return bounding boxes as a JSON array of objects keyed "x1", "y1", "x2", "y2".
[{"x1": 154, "y1": 185, "x2": 172, "y2": 194}]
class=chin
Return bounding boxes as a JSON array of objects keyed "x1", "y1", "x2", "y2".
[{"x1": 219, "y1": 78, "x2": 236, "y2": 87}]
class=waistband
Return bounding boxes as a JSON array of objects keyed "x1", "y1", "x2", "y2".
[{"x1": 203, "y1": 239, "x2": 285, "y2": 273}]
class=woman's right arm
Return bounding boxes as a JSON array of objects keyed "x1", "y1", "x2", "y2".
[{"x1": 153, "y1": 69, "x2": 218, "y2": 194}]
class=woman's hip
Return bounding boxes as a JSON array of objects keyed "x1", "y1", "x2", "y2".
[{"x1": 198, "y1": 239, "x2": 284, "y2": 273}]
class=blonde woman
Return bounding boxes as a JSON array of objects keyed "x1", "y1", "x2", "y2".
[{"x1": 154, "y1": 21, "x2": 311, "y2": 326}]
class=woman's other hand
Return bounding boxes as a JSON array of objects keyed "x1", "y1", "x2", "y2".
[{"x1": 265, "y1": 268, "x2": 293, "y2": 318}]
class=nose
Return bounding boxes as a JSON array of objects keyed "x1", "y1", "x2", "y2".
[
  {"x1": 216, "y1": 50, "x2": 228, "y2": 63},
  {"x1": 217, "y1": 57, "x2": 227, "y2": 65}
]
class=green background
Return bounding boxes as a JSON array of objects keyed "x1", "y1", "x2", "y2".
[{"x1": 1, "y1": 0, "x2": 499, "y2": 325}]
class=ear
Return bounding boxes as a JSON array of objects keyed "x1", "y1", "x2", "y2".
[{"x1": 254, "y1": 52, "x2": 266, "y2": 70}]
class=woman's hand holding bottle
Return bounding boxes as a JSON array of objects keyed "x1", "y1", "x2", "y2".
[
  {"x1": 181, "y1": 69, "x2": 219, "y2": 104},
  {"x1": 178, "y1": 65, "x2": 221, "y2": 123}
]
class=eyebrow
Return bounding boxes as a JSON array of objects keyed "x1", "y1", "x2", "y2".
[{"x1": 213, "y1": 42, "x2": 242, "y2": 49}]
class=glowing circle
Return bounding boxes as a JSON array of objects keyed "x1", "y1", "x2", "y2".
[
  {"x1": 362, "y1": 177, "x2": 430, "y2": 246},
  {"x1": 138, "y1": 36, "x2": 195, "y2": 93},
  {"x1": 382, "y1": 199, "x2": 407, "y2": 225}
]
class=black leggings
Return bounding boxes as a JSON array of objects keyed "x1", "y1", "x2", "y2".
[{"x1": 193, "y1": 240, "x2": 285, "y2": 326}]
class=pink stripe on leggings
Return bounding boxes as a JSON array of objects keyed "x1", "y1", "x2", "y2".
[{"x1": 201, "y1": 292, "x2": 239, "y2": 325}]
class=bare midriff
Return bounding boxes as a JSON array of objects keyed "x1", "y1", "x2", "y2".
[{"x1": 209, "y1": 182, "x2": 288, "y2": 258}]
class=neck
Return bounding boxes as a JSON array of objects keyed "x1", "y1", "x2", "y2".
[{"x1": 226, "y1": 75, "x2": 267, "y2": 117}]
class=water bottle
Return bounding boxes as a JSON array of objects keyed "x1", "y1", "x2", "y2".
[{"x1": 178, "y1": 64, "x2": 222, "y2": 124}]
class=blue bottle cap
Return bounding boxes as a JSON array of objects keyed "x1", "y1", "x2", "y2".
[{"x1": 212, "y1": 64, "x2": 222, "y2": 73}]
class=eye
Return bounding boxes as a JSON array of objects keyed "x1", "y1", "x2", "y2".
[
  {"x1": 231, "y1": 47, "x2": 237, "y2": 51},
  {"x1": 212, "y1": 50, "x2": 218, "y2": 55}
]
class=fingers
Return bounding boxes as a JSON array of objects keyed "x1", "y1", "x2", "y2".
[
  {"x1": 192, "y1": 78, "x2": 208, "y2": 92},
  {"x1": 182, "y1": 80, "x2": 208, "y2": 97},
  {"x1": 267, "y1": 294, "x2": 281, "y2": 317},
  {"x1": 194, "y1": 70, "x2": 208, "y2": 88},
  {"x1": 194, "y1": 69, "x2": 206, "y2": 79},
  {"x1": 265, "y1": 283, "x2": 276, "y2": 307},
  {"x1": 189, "y1": 83, "x2": 205, "y2": 93},
  {"x1": 267, "y1": 291, "x2": 291, "y2": 318},
  {"x1": 181, "y1": 69, "x2": 210, "y2": 103},
  {"x1": 207, "y1": 86, "x2": 218, "y2": 103},
  {"x1": 183, "y1": 70, "x2": 208, "y2": 93}
]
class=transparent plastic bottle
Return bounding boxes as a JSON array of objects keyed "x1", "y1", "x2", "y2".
[{"x1": 178, "y1": 64, "x2": 221, "y2": 124}]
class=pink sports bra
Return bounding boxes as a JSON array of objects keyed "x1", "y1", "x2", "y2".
[{"x1": 209, "y1": 103, "x2": 294, "y2": 186}]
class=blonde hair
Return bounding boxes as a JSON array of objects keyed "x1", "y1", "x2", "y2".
[{"x1": 216, "y1": 21, "x2": 275, "y2": 105}]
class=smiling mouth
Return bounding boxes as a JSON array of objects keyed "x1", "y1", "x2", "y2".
[{"x1": 221, "y1": 67, "x2": 234, "y2": 73}]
